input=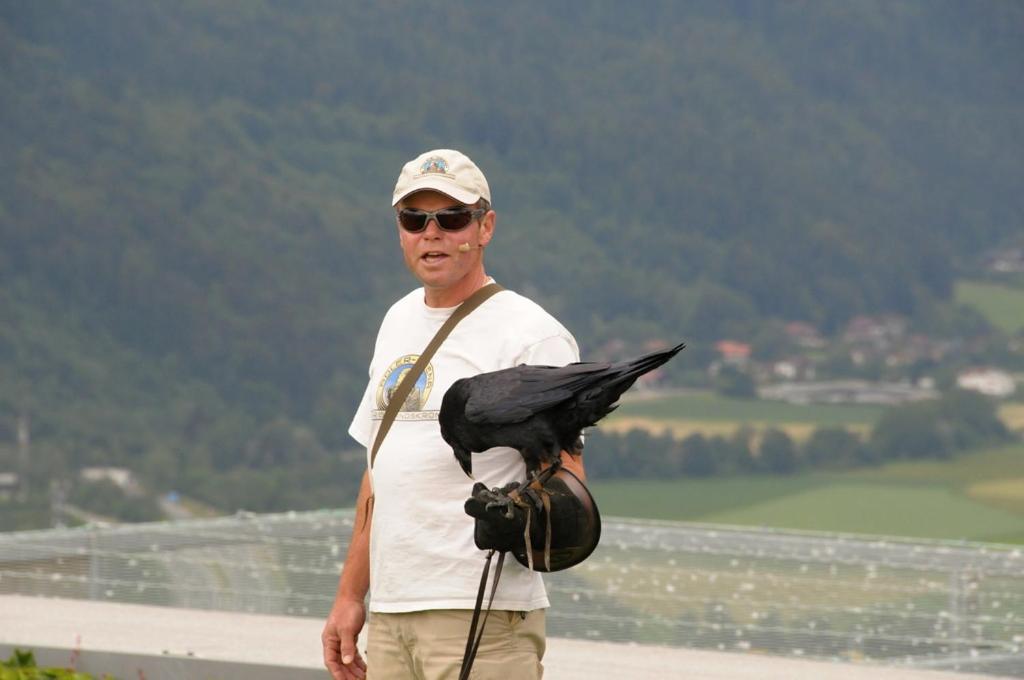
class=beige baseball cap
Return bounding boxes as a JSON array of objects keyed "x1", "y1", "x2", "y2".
[{"x1": 392, "y1": 149, "x2": 491, "y2": 206}]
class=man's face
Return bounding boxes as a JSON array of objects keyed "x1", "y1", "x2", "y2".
[{"x1": 397, "y1": 190, "x2": 493, "y2": 297}]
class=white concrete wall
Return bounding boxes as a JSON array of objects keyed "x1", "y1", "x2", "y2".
[{"x1": 0, "y1": 595, "x2": 1012, "y2": 680}]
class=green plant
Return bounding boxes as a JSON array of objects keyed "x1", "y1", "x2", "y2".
[{"x1": 0, "y1": 649, "x2": 116, "y2": 680}]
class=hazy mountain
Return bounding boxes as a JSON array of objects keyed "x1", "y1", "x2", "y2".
[{"x1": 1, "y1": 1, "x2": 1021, "y2": 514}]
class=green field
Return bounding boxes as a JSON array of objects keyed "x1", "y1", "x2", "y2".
[
  {"x1": 955, "y1": 279, "x2": 1024, "y2": 333},
  {"x1": 590, "y1": 443, "x2": 1024, "y2": 544}
]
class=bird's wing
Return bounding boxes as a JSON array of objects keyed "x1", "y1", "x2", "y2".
[{"x1": 463, "y1": 362, "x2": 612, "y2": 425}]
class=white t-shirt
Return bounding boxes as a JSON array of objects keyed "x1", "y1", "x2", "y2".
[{"x1": 348, "y1": 284, "x2": 579, "y2": 613}]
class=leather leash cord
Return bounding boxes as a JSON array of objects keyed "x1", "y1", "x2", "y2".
[
  {"x1": 458, "y1": 459, "x2": 562, "y2": 677},
  {"x1": 458, "y1": 550, "x2": 506, "y2": 680},
  {"x1": 360, "y1": 283, "x2": 504, "y2": 531},
  {"x1": 507, "y1": 458, "x2": 562, "y2": 573}
]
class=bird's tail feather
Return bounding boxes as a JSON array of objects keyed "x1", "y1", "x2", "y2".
[
  {"x1": 581, "y1": 342, "x2": 686, "y2": 416},
  {"x1": 607, "y1": 342, "x2": 686, "y2": 389}
]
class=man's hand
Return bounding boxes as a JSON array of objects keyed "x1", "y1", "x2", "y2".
[{"x1": 322, "y1": 598, "x2": 367, "y2": 680}]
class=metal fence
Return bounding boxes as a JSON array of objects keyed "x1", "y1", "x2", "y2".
[{"x1": 1, "y1": 511, "x2": 1021, "y2": 676}]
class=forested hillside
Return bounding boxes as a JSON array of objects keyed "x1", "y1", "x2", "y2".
[{"x1": 1, "y1": 1, "x2": 1022, "y2": 521}]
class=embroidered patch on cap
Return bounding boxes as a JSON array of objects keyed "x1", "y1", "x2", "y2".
[{"x1": 419, "y1": 156, "x2": 451, "y2": 176}]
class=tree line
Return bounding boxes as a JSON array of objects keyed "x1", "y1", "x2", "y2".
[{"x1": 583, "y1": 390, "x2": 1010, "y2": 480}]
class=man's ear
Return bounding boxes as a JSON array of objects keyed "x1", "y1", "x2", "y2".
[{"x1": 479, "y1": 210, "x2": 496, "y2": 247}]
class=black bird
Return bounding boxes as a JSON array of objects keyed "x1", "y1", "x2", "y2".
[{"x1": 440, "y1": 343, "x2": 685, "y2": 477}]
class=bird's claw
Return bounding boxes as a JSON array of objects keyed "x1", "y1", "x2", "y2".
[
  {"x1": 484, "y1": 496, "x2": 515, "y2": 519},
  {"x1": 479, "y1": 483, "x2": 522, "y2": 519},
  {"x1": 470, "y1": 479, "x2": 539, "y2": 520}
]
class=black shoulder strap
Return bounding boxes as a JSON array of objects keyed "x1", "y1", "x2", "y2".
[{"x1": 370, "y1": 283, "x2": 504, "y2": 468}]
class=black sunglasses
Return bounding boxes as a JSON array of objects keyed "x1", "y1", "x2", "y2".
[{"x1": 398, "y1": 207, "x2": 485, "y2": 233}]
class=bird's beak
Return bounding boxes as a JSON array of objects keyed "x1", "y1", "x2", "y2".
[{"x1": 456, "y1": 449, "x2": 473, "y2": 478}]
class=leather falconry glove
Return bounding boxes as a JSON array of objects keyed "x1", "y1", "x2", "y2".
[{"x1": 464, "y1": 481, "x2": 530, "y2": 553}]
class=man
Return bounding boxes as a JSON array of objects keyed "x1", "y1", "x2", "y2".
[{"x1": 322, "y1": 149, "x2": 585, "y2": 680}]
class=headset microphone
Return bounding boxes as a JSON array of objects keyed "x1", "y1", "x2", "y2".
[{"x1": 458, "y1": 243, "x2": 473, "y2": 253}]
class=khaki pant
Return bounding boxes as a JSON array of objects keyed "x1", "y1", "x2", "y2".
[{"x1": 367, "y1": 609, "x2": 545, "y2": 680}]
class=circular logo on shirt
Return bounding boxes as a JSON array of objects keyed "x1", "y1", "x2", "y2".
[{"x1": 376, "y1": 354, "x2": 435, "y2": 412}]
